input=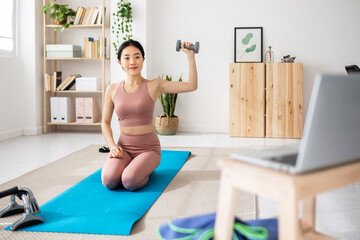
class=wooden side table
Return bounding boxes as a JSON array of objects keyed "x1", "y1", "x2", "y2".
[{"x1": 214, "y1": 157, "x2": 360, "y2": 240}]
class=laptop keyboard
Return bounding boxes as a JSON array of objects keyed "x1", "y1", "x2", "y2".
[{"x1": 268, "y1": 153, "x2": 298, "y2": 166}]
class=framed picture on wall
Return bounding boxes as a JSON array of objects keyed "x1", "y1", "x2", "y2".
[{"x1": 234, "y1": 27, "x2": 263, "y2": 62}]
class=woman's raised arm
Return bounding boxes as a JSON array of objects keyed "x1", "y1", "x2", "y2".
[{"x1": 158, "y1": 42, "x2": 198, "y2": 94}]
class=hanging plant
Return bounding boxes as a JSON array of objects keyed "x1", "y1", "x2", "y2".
[{"x1": 112, "y1": 0, "x2": 133, "y2": 55}]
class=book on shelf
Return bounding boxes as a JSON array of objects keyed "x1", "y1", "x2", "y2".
[
  {"x1": 85, "y1": 7, "x2": 94, "y2": 25},
  {"x1": 94, "y1": 39, "x2": 99, "y2": 58},
  {"x1": 84, "y1": 37, "x2": 107, "y2": 58},
  {"x1": 84, "y1": 37, "x2": 94, "y2": 58},
  {"x1": 49, "y1": 74, "x2": 54, "y2": 91},
  {"x1": 90, "y1": 7, "x2": 99, "y2": 25},
  {"x1": 56, "y1": 75, "x2": 72, "y2": 91},
  {"x1": 96, "y1": 5, "x2": 103, "y2": 25},
  {"x1": 62, "y1": 74, "x2": 81, "y2": 91},
  {"x1": 44, "y1": 73, "x2": 54, "y2": 91},
  {"x1": 74, "y1": 5, "x2": 104, "y2": 26},
  {"x1": 80, "y1": 7, "x2": 90, "y2": 25},
  {"x1": 82, "y1": 7, "x2": 98, "y2": 25},
  {"x1": 74, "y1": 6, "x2": 84, "y2": 25},
  {"x1": 55, "y1": 74, "x2": 81, "y2": 91},
  {"x1": 53, "y1": 71, "x2": 62, "y2": 91},
  {"x1": 78, "y1": 7, "x2": 86, "y2": 25}
]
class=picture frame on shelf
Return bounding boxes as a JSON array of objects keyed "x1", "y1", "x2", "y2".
[{"x1": 234, "y1": 27, "x2": 263, "y2": 63}]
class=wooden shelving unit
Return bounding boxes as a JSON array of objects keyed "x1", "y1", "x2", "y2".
[
  {"x1": 47, "y1": 122, "x2": 101, "y2": 126},
  {"x1": 45, "y1": 57, "x2": 110, "y2": 60},
  {"x1": 46, "y1": 24, "x2": 104, "y2": 29},
  {"x1": 49, "y1": 91, "x2": 103, "y2": 93},
  {"x1": 42, "y1": 0, "x2": 109, "y2": 133}
]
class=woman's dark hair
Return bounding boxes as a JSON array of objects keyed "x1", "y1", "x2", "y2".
[{"x1": 117, "y1": 39, "x2": 145, "y2": 61}]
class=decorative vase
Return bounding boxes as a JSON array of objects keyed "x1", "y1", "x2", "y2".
[
  {"x1": 265, "y1": 46, "x2": 274, "y2": 63},
  {"x1": 155, "y1": 113, "x2": 179, "y2": 135}
]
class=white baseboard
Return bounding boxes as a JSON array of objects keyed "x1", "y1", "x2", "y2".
[
  {"x1": 177, "y1": 124, "x2": 228, "y2": 133},
  {"x1": 23, "y1": 126, "x2": 43, "y2": 136},
  {"x1": 0, "y1": 129, "x2": 23, "y2": 141},
  {"x1": 0, "y1": 126, "x2": 44, "y2": 141},
  {"x1": 112, "y1": 123, "x2": 228, "y2": 134}
]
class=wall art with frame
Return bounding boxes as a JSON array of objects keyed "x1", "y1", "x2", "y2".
[{"x1": 234, "y1": 27, "x2": 263, "y2": 62}]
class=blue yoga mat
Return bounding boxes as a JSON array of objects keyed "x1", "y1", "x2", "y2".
[{"x1": 6, "y1": 150, "x2": 191, "y2": 235}]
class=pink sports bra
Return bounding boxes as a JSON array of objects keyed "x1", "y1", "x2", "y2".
[{"x1": 113, "y1": 79, "x2": 155, "y2": 127}]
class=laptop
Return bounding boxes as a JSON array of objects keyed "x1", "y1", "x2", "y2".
[{"x1": 230, "y1": 74, "x2": 360, "y2": 174}]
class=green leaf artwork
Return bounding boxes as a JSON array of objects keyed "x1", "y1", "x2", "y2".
[
  {"x1": 242, "y1": 33, "x2": 256, "y2": 53},
  {"x1": 242, "y1": 33, "x2": 253, "y2": 45},
  {"x1": 246, "y1": 45, "x2": 256, "y2": 53}
]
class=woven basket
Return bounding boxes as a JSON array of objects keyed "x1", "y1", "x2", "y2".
[{"x1": 155, "y1": 113, "x2": 179, "y2": 135}]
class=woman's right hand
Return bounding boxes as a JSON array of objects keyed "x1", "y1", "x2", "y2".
[{"x1": 109, "y1": 146, "x2": 124, "y2": 158}]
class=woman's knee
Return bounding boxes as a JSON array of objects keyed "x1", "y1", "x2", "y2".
[
  {"x1": 101, "y1": 172, "x2": 120, "y2": 190},
  {"x1": 121, "y1": 171, "x2": 147, "y2": 191}
]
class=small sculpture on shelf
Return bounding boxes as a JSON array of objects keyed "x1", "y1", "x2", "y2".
[{"x1": 281, "y1": 55, "x2": 296, "y2": 63}]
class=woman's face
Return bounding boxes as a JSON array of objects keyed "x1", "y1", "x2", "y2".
[{"x1": 118, "y1": 46, "x2": 144, "y2": 76}]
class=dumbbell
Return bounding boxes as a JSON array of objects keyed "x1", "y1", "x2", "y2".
[{"x1": 176, "y1": 40, "x2": 200, "y2": 54}]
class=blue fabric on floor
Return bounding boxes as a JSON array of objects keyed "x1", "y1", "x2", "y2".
[
  {"x1": 5, "y1": 150, "x2": 191, "y2": 235},
  {"x1": 158, "y1": 212, "x2": 278, "y2": 240}
]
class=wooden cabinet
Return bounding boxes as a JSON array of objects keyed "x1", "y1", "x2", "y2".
[
  {"x1": 42, "y1": 0, "x2": 109, "y2": 133},
  {"x1": 230, "y1": 63, "x2": 303, "y2": 138},
  {"x1": 230, "y1": 63, "x2": 265, "y2": 137}
]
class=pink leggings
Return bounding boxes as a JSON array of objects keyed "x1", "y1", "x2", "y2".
[{"x1": 101, "y1": 131, "x2": 161, "y2": 191}]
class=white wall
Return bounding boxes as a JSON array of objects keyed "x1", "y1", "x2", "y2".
[
  {"x1": 0, "y1": 0, "x2": 43, "y2": 140},
  {"x1": 1, "y1": 0, "x2": 360, "y2": 140},
  {"x1": 0, "y1": 57, "x2": 23, "y2": 140},
  {"x1": 147, "y1": 0, "x2": 360, "y2": 132}
]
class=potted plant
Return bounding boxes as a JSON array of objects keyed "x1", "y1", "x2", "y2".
[
  {"x1": 41, "y1": 1, "x2": 76, "y2": 32},
  {"x1": 281, "y1": 55, "x2": 296, "y2": 63},
  {"x1": 112, "y1": 0, "x2": 133, "y2": 55},
  {"x1": 155, "y1": 75, "x2": 182, "y2": 135}
]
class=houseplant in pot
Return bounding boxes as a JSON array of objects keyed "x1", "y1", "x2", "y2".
[
  {"x1": 155, "y1": 75, "x2": 182, "y2": 135},
  {"x1": 41, "y1": 1, "x2": 76, "y2": 31}
]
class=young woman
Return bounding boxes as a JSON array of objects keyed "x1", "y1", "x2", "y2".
[{"x1": 101, "y1": 39, "x2": 198, "y2": 191}]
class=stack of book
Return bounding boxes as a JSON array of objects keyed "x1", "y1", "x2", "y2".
[
  {"x1": 84, "y1": 37, "x2": 107, "y2": 58},
  {"x1": 73, "y1": 6, "x2": 105, "y2": 25},
  {"x1": 45, "y1": 71, "x2": 62, "y2": 91},
  {"x1": 56, "y1": 74, "x2": 82, "y2": 91},
  {"x1": 45, "y1": 72, "x2": 82, "y2": 92}
]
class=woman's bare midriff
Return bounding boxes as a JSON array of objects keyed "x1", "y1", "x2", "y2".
[{"x1": 120, "y1": 124, "x2": 155, "y2": 135}]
